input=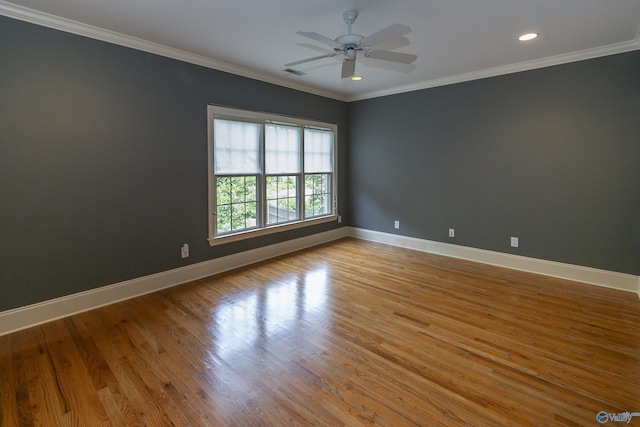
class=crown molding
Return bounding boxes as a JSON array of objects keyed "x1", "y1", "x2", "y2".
[
  {"x1": 1, "y1": 1, "x2": 638, "y2": 103},
  {"x1": 0, "y1": 1, "x2": 350, "y2": 102},
  {"x1": 350, "y1": 38, "x2": 640, "y2": 101}
]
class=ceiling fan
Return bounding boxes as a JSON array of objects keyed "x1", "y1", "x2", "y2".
[{"x1": 286, "y1": 10, "x2": 417, "y2": 79}]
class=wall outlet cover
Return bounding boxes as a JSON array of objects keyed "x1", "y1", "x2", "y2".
[{"x1": 181, "y1": 243, "x2": 190, "y2": 258}]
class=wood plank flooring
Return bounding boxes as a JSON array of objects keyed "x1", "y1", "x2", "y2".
[{"x1": 1, "y1": 237, "x2": 639, "y2": 426}]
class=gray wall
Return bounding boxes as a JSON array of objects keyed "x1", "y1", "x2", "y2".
[
  {"x1": 0, "y1": 16, "x2": 349, "y2": 311},
  {"x1": 349, "y1": 51, "x2": 640, "y2": 275},
  {"x1": 1, "y1": 15, "x2": 638, "y2": 314}
]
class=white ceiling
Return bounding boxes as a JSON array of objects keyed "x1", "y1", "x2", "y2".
[{"x1": 2, "y1": 0, "x2": 640, "y2": 101}]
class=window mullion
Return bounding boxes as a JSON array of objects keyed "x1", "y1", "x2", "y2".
[
  {"x1": 298, "y1": 126, "x2": 304, "y2": 222},
  {"x1": 259, "y1": 124, "x2": 266, "y2": 229}
]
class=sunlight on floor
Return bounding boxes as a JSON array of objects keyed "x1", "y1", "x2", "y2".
[{"x1": 213, "y1": 266, "x2": 330, "y2": 358}]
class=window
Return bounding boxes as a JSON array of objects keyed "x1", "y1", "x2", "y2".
[{"x1": 208, "y1": 106, "x2": 337, "y2": 245}]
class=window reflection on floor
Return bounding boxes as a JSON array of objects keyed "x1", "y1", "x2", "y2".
[
  {"x1": 213, "y1": 292, "x2": 259, "y2": 356},
  {"x1": 303, "y1": 268, "x2": 328, "y2": 310},
  {"x1": 266, "y1": 280, "x2": 298, "y2": 336},
  {"x1": 213, "y1": 265, "x2": 329, "y2": 358}
]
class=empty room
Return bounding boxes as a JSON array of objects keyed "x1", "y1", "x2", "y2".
[{"x1": 1, "y1": 0, "x2": 639, "y2": 425}]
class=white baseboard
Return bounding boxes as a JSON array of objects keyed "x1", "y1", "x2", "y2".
[
  {"x1": 0, "y1": 227, "x2": 349, "y2": 337},
  {"x1": 349, "y1": 227, "x2": 640, "y2": 295},
  {"x1": 2, "y1": 226, "x2": 637, "y2": 337}
]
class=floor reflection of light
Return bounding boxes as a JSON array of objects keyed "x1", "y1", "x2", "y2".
[
  {"x1": 304, "y1": 267, "x2": 328, "y2": 310},
  {"x1": 214, "y1": 292, "x2": 259, "y2": 358},
  {"x1": 212, "y1": 265, "x2": 331, "y2": 358},
  {"x1": 266, "y1": 280, "x2": 298, "y2": 336}
]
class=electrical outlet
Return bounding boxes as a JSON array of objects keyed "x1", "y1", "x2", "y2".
[
  {"x1": 449, "y1": 228, "x2": 455, "y2": 238},
  {"x1": 337, "y1": 215, "x2": 342, "y2": 223},
  {"x1": 394, "y1": 220, "x2": 400, "y2": 229},
  {"x1": 181, "y1": 243, "x2": 189, "y2": 258},
  {"x1": 510, "y1": 237, "x2": 519, "y2": 248}
]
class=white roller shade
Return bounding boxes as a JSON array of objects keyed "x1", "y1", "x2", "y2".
[
  {"x1": 304, "y1": 128, "x2": 333, "y2": 173},
  {"x1": 265, "y1": 124, "x2": 301, "y2": 174},
  {"x1": 214, "y1": 119, "x2": 261, "y2": 174}
]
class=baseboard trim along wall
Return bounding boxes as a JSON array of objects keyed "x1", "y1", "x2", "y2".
[
  {"x1": 349, "y1": 227, "x2": 640, "y2": 295},
  {"x1": 1, "y1": 226, "x2": 638, "y2": 336},
  {"x1": 0, "y1": 227, "x2": 349, "y2": 337}
]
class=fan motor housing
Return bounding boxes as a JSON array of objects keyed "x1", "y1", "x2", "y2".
[{"x1": 335, "y1": 34, "x2": 363, "y2": 45}]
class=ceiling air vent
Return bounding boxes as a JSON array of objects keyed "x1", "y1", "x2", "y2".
[{"x1": 283, "y1": 68, "x2": 306, "y2": 76}]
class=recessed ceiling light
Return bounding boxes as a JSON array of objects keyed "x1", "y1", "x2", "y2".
[
  {"x1": 518, "y1": 33, "x2": 539, "y2": 41},
  {"x1": 351, "y1": 76, "x2": 363, "y2": 81}
]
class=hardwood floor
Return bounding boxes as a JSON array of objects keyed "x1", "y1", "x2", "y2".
[{"x1": 1, "y1": 237, "x2": 639, "y2": 426}]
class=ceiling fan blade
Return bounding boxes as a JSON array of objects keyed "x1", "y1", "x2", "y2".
[
  {"x1": 366, "y1": 49, "x2": 417, "y2": 64},
  {"x1": 341, "y1": 59, "x2": 356, "y2": 78},
  {"x1": 285, "y1": 53, "x2": 337, "y2": 67},
  {"x1": 361, "y1": 23, "x2": 411, "y2": 47},
  {"x1": 296, "y1": 31, "x2": 343, "y2": 49}
]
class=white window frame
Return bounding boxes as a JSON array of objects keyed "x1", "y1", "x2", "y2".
[{"x1": 207, "y1": 105, "x2": 338, "y2": 246}]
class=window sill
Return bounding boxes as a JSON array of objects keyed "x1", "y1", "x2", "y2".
[{"x1": 208, "y1": 215, "x2": 338, "y2": 246}]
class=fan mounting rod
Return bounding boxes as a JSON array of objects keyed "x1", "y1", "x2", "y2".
[
  {"x1": 338, "y1": 10, "x2": 363, "y2": 46},
  {"x1": 343, "y1": 10, "x2": 358, "y2": 33}
]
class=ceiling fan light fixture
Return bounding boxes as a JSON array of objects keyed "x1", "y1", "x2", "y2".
[
  {"x1": 518, "y1": 32, "x2": 539, "y2": 41},
  {"x1": 344, "y1": 49, "x2": 357, "y2": 60}
]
